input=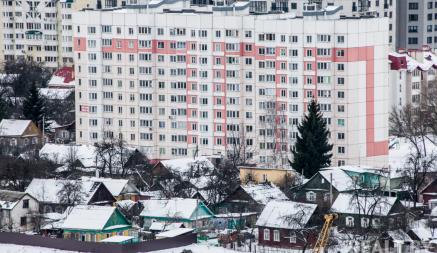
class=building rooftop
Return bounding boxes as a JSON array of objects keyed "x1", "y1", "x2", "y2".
[
  {"x1": 0, "y1": 119, "x2": 33, "y2": 137},
  {"x1": 255, "y1": 200, "x2": 317, "y2": 229}
]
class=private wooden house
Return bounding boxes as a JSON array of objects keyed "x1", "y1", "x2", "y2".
[
  {"x1": 62, "y1": 205, "x2": 132, "y2": 242},
  {"x1": 256, "y1": 200, "x2": 319, "y2": 249},
  {"x1": 0, "y1": 119, "x2": 42, "y2": 153},
  {"x1": 330, "y1": 193, "x2": 406, "y2": 232},
  {"x1": 25, "y1": 178, "x2": 116, "y2": 213},
  {"x1": 0, "y1": 190, "x2": 39, "y2": 232},
  {"x1": 219, "y1": 182, "x2": 288, "y2": 213},
  {"x1": 140, "y1": 198, "x2": 214, "y2": 229}
]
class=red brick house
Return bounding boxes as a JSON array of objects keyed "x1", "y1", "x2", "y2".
[{"x1": 256, "y1": 200, "x2": 319, "y2": 250}]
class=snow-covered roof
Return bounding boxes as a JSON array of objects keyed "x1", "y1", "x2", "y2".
[
  {"x1": 155, "y1": 228, "x2": 194, "y2": 238},
  {"x1": 318, "y1": 168, "x2": 360, "y2": 191},
  {"x1": 100, "y1": 235, "x2": 134, "y2": 243},
  {"x1": 157, "y1": 157, "x2": 216, "y2": 191},
  {"x1": 41, "y1": 211, "x2": 68, "y2": 230},
  {"x1": 39, "y1": 88, "x2": 73, "y2": 100},
  {"x1": 149, "y1": 222, "x2": 184, "y2": 231},
  {"x1": 160, "y1": 157, "x2": 214, "y2": 174},
  {"x1": 39, "y1": 143, "x2": 97, "y2": 168},
  {"x1": 240, "y1": 183, "x2": 288, "y2": 205},
  {"x1": 0, "y1": 119, "x2": 33, "y2": 137},
  {"x1": 409, "y1": 219, "x2": 436, "y2": 241},
  {"x1": 0, "y1": 190, "x2": 28, "y2": 210},
  {"x1": 389, "y1": 137, "x2": 437, "y2": 177},
  {"x1": 48, "y1": 67, "x2": 75, "y2": 88},
  {"x1": 387, "y1": 229, "x2": 413, "y2": 243},
  {"x1": 116, "y1": 200, "x2": 136, "y2": 211},
  {"x1": 62, "y1": 205, "x2": 129, "y2": 231},
  {"x1": 140, "y1": 198, "x2": 211, "y2": 220},
  {"x1": 25, "y1": 178, "x2": 101, "y2": 204},
  {"x1": 255, "y1": 200, "x2": 317, "y2": 229},
  {"x1": 81, "y1": 177, "x2": 139, "y2": 197},
  {"x1": 389, "y1": 51, "x2": 437, "y2": 72},
  {"x1": 331, "y1": 193, "x2": 398, "y2": 216}
]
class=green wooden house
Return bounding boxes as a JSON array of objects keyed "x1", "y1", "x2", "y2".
[
  {"x1": 62, "y1": 205, "x2": 132, "y2": 242},
  {"x1": 340, "y1": 166, "x2": 388, "y2": 189},
  {"x1": 140, "y1": 198, "x2": 214, "y2": 229}
]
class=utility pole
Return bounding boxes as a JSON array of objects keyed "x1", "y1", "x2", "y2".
[
  {"x1": 329, "y1": 172, "x2": 333, "y2": 206},
  {"x1": 42, "y1": 115, "x2": 45, "y2": 144}
]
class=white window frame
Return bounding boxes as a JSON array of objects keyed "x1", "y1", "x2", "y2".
[
  {"x1": 345, "y1": 216, "x2": 354, "y2": 227},
  {"x1": 306, "y1": 191, "x2": 316, "y2": 202},
  {"x1": 289, "y1": 231, "x2": 297, "y2": 243},
  {"x1": 273, "y1": 230, "x2": 280, "y2": 242},
  {"x1": 361, "y1": 217, "x2": 370, "y2": 228},
  {"x1": 263, "y1": 228, "x2": 270, "y2": 241},
  {"x1": 372, "y1": 218, "x2": 381, "y2": 228}
]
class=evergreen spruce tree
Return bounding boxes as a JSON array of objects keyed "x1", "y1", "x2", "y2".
[
  {"x1": 291, "y1": 99, "x2": 333, "y2": 178},
  {"x1": 22, "y1": 83, "x2": 45, "y2": 128}
]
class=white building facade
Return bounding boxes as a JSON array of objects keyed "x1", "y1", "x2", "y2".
[
  {"x1": 0, "y1": 0, "x2": 123, "y2": 70},
  {"x1": 73, "y1": 3, "x2": 390, "y2": 167},
  {"x1": 389, "y1": 47, "x2": 437, "y2": 111}
]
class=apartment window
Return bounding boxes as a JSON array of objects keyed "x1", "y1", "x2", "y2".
[
  {"x1": 263, "y1": 229, "x2": 270, "y2": 241},
  {"x1": 273, "y1": 230, "x2": 280, "y2": 242},
  {"x1": 306, "y1": 35, "x2": 312, "y2": 43},
  {"x1": 338, "y1": 146, "x2": 345, "y2": 154},
  {"x1": 337, "y1": 133, "x2": 345, "y2": 140},
  {"x1": 337, "y1": 35, "x2": 345, "y2": 43},
  {"x1": 408, "y1": 2, "x2": 418, "y2": 9},
  {"x1": 102, "y1": 25, "x2": 112, "y2": 33},
  {"x1": 408, "y1": 15, "x2": 418, "y2": 21}
]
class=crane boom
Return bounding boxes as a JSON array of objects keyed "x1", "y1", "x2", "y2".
[{"x1": 313, "y1": 213, "x2": 338, "y2": 253}]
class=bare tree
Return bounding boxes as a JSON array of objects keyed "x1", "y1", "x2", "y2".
[
  {"x1": 390, "y1": 104, "x2": 431, "y2": 156},
  {"x1": 283, "y1": 205, "x2": 320, "y2": 253},
  {"x1": 390, "y1": 102, "x2": 437, "y2": 207},
  {"x1": 94, "y1": 137, "x2": 119, "y2": 176},
  {"x1": 116, "y1": 137, "x2": 133, "y2": 176},
  {"x1": 65, "y1": 145, "x2": 79, "y2": 172},
  {"x1": 402, "y1": 151, "x2": 437, "y2": 206},
  {"x1": 57, "y1": 180, "x2": 85, "y2": 205},
  {"x1": 226, "y1": 124, "x2": 256, "y2": 168},
  {"x1": 258, "y1": 98, "x2": 290, "y2": 168}
]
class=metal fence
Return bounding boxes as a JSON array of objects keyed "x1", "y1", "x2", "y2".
[{"x1": 0, "y1": 232, "x2": 197, "y2": 253}]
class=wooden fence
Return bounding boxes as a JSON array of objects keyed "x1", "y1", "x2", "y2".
[{"x1": 0, "y1": 232, "x2": 197, "y2": 253}]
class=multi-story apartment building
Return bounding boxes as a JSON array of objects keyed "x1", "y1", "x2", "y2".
[
  {"x1": 389, "y1": 47, "x2": 437, "y2": 111},
  {"x1": 288, "y1": 0, "x2": 396, "y2": 47},
  {"x1": 73, "y1": 2, "x2": 389, "y2": 167},
  {"x1": 1, "y1": 0, "x2": 73, "y2": 70},
  {"x1": 0, "y1": 0, "x2": 128, "y2": 71},
  {"x1": 396, "y1": 1, "x2": 437, "y2": 50}
]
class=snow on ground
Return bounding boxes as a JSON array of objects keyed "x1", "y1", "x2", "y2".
[{"x1": 0, "y1": 244, "x2": 81, "y2": 253}]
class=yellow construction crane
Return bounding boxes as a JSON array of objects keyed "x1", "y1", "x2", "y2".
[{"x1": 313, "y1": 213, "x2": 338, "y2": 253}]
